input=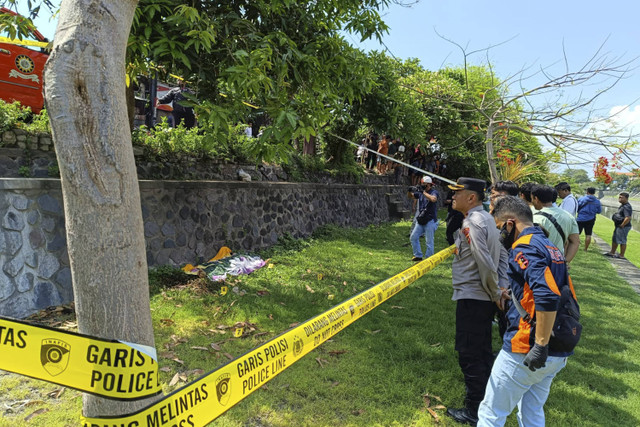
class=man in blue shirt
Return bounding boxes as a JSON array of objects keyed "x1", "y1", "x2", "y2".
[
  {"x1": 408, "y1": 176, "x2": 439, "y2": 261},
  {"x1": 576, "y1": 187, "x2": 602, "y2": 252},
  {"x1": 478, "y1": 196, "x2": 576, "y2": 427}
]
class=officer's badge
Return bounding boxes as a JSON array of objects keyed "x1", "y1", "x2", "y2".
[{"x1": 41, "y1": 339, "x2": 71, "y2": 376}]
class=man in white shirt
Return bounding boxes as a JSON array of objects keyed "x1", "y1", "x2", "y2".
[{"x1": 555, "y1": 182, "x2": 577, "y2": 217}]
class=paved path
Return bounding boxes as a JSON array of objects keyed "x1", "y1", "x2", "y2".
[{"x1": 592, "y1": 234, "x2": 640, "y2": 296}]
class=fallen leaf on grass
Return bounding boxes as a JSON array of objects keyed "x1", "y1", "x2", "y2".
[
  {"x1": 427, "y1": 407, "x2": 440, "y2": 422},
  {"x1": 305, "y1": 284, "x2": 315, "y2": 293},
  {"x1": 317, "y1": 273, "x2": 323, "y2": 280},
  {"x1": 187, "y1": 369, "x2": 205, "y2": 377},
  {"x1": 169, "y1": 373, "x2": 188, "y2": 386},
  {"x1": 47, "y1": 388, "x2": 65, "y2": 399},
  {"x1": 268, "y1": 314, "x2": 274, "y2": 320},
  {"x1": 223, "y1": 353, "x2": 234, "y2": 360},
  {"x1": 433, "y1": 405, "x2": 446, "y2": 410},
  {"x1": 352, "y1": 409, "x2": 365, "y2": 416},
  {"x1": 159, "y1": 367, "x2": 172, "y2": 373},
  {"x1": 267, "y1": 263, "x2": 275, "y2": 269},
  {"x1": 343, "y1": 281, "x2": 347, "y2": 286},
  {"x1": 256, "y1": 290, "x2": 270, "y2": 296},
  {"x1": 190, "y1": 346, "x2": 209, "y2": 351},
  {"x1": 210, "y1": 343, "x2": 222, "y2": 351},
  {"x1": 423, "y1": 393, "x2": 442, "y2": 402},
  {"x1": 391, "y1": 306, "x2": 405, "y2": 309},
  {"x1": 380, "y1": 310, "x2": 388, "y2": 314},
  {"x1": 327, "y1": 294, "x2": 335, "y2": 300},
  {"x1": 331, "y1": 381, "x2": 340, "y2": 387},
  {"x1": 160, "y1": 318, "x2": 175, "y2": 327},
  {"x1": 329, "y1": 350, "x2": 348, "y2": 356},
  {"x1": 315, "y1": 357, "x2": 329, "y2": 368},
  {"x1": 24, "y1": 408, "x2": 49, "y2": 421},
  {"x1": 289, "y1": 322, "x2": 299, "y2": 328},
  {"x1": 172, "y1": 358, "x2": 185, "y2": 365}
]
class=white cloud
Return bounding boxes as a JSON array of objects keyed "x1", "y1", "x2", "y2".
[{"x1": 608, "y1": 104, "x2": 640, "y2": 134}]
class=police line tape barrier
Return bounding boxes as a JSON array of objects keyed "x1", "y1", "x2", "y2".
[
  {"x1": 0, "y1": 316, "x2": 162, "y2": 400},
  {"x1": 0, "y1": 36, "x2": 50, "y2": 49},
  {"x1": 81, "y1": 245, "x2": 456, "y2": 427}
]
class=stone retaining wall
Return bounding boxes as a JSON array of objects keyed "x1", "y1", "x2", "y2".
[{"x1": 0, "y1": 178, "x2": 411, "y2": 318}]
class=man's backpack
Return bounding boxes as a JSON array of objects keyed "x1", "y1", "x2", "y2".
[
  {"x1": 548, "y1": 280, "x2": 582, "y2": 352},
  {"x1": 511, "y1": 276, "x2": 582, "y2": 353}
]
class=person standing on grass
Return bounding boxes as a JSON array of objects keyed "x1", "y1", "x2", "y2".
[
  {"x1": 446, "y1": 177, "x2": 508, "y2": 426},
  {"x1": 605, "y1": 192, "x2": 633, "y2": 259},
  {"x1": 478, "y1": 196, "x2": 575, "y2": 427},
  {"x1": 576, "y1": 187, "x2": 602, "y2": 252},
  {"x1": 555, "y1": 182, "x2": 578, "y2": 217},
  {"x1": 408, "y1": 176, "x2": 439, "y2": 261},
  {"x1": 531, "y1": 185, "x2": 580, "y2": 264}
]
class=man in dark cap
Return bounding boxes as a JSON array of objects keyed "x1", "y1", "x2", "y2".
[{"x1": 446, "y1": 177, "x2": 509, "y2": 425}]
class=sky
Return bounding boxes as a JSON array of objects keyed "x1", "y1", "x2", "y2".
[
  {"x1": 20, "y1": 0, "x2": 640, "y2": 171},
  {"x1": 352, "y1": 0, "x2": 640, "y2": 172}
]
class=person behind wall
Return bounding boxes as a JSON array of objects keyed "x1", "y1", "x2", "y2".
[
  {"x1": 478, "y1": 195, "x2": 576, "y2": 427},
  {"x1": 446, "y1": 177, "x2": 509, "y2": 426},
  {"x1": 604, "y1": 192, "x2": 633, "y2": 259},
  {"x1": 407, "y1": 176, "x2": 439, "y2": 261},
  {"x1": 366, "y1": 135, "x2": 378, "y2": 170},
  {"x1": 576, "y1": 187, "x2": 602, "y2": 252},
  {"x1": 157, "y1": 80, "x2": 196, "y2": 129}
]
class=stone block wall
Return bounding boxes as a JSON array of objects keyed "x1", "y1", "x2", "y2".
[{"x1": 1, "y1": 178, "x2": 410, "y2": 318}]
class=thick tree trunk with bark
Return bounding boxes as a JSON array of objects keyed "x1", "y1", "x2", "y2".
[{"x1": 43, "y1": 0, "x2": 156, "y2": 417}]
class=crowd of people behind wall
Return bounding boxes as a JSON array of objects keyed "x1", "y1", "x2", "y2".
[
  {"x1": 356, "y1": 133, "x2": 447, "y2": 186},
  {"x1": 404, "y1": 176, "x2": 629, "y2": 427}
]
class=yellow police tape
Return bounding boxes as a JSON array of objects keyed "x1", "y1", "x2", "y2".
[
  {"x1": 0, "y1": 36, "x2": 50, "y2": 49},
  {"x1": 0, "y1": 316, "x2": 162, "y2": 400},
  {"x1": 81, "y1": 245, "x2": 455, "y2": 426}
]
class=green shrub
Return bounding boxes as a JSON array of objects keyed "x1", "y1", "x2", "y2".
[
  {"x1": 132, "y1": 120, "x2": 256, "y2": 163},
  {"x1": 0, "y1": 100, "x2": 31, "y2": 132},
  {"x1": 18, "y1": 166, "x2": 31, "y2": 177},
  {"x1": 23, "y1": 109, "x2": 51, "y2": 134}
]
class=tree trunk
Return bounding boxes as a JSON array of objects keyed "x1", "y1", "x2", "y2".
[
  {"x1": 43, "y1": 0, "x2": 156, "y2": 417},
  {"x1": 485, "y1": 124, "x2": 499, "y2": 184}
]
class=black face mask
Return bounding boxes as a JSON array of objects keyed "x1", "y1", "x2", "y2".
[{"x1": 499, "y1": 222, "x2": 516, "y2": 250}]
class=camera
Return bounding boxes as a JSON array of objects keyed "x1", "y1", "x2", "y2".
[{"x1": 408, "y1": 185, "x2": 424, "y2": 193}]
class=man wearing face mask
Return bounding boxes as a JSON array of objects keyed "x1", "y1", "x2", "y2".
[
  {"x1": 478, "y1": 196, "x2": 575, "y2": 427},
  {"x1": 446, "y1": 177, "x2": 509, "y2": 426}
]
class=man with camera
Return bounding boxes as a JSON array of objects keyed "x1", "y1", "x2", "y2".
[{"x1": 407, "y1": 176, "x2": 439, "y2": 261}]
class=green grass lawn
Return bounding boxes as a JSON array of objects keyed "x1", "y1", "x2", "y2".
[
  {"x1": 592, "y1": 214, "x2": 640, "y2": 268},
  {"x1": 1, "y1": 216, "x2": 640, "y2": 426}
]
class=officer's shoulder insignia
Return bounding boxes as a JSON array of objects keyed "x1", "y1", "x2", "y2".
[
  {"x1": 515, "y1": 251, "x2": 529, "y2": 270},
  {"x1": 462, "y1": 227, "x2": 471, "y2": 244}
]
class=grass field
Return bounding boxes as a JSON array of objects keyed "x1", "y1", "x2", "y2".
[{"x1": 1, "y1": 217, "x2": 640, "y2": 426}]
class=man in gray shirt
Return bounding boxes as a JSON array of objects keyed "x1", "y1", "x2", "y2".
[{"x1": 446, "y1": 177, "x2": 508, "y2": 426}]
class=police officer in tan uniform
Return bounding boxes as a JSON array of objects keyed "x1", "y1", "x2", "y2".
[{"x1": 446, "y1": 177, "x2": 509, "y2": 425}]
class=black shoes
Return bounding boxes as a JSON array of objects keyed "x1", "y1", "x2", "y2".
[
  {"x1": 411, "y1": 256, "x2": 423, "y2": 262},
  {"x1": 446, "y1": 407, "x2": 478, "y2": 426}
]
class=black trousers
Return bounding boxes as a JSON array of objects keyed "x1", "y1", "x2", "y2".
[{"x1": 455, "y1": 299, "x2": 496, "y2": 409}]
